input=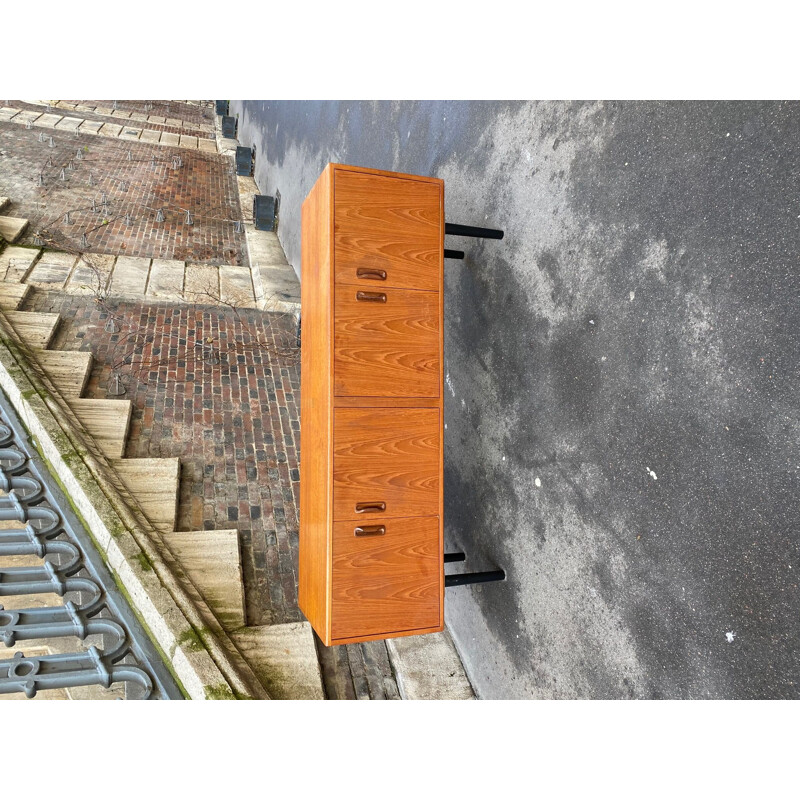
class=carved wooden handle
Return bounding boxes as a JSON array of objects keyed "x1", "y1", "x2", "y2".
[
  {"x1": 354, "y1": 525, "x2": 386, "y2": 537},
  {"x1": 356, "y1": 268, "x2": 387, "y2": 281},
  {"x1": 355, "y1": 502, "x2": 386, "y2": 513},
  {"x1": 356, "y1": 291, "x2": 387, "y2": 303}
]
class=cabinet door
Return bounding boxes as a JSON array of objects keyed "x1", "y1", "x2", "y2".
[
  {"x1": 334, "y1": 169, "x2": 441, "y2": 292},
  {"x1": 333, "y1": 408, "x2": 439, "y2": 521},
  {"x1": 331, "y1": 516, "x2": 441, "y2": 641},
  {"x1": 334, "y1": 286, "x2": 440, "y2": 397}
]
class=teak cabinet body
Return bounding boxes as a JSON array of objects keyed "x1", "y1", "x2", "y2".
[{"x1": 299, "y1": 163, "x2": 445, "y2": 645}]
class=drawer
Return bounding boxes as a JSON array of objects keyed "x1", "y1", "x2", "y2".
[
  {"x1": 331, "y1": 516, "x2": 441, "y2": 641},
  {"x1": 334, "y1": 169, "x2": 442, "y2": 292},
  {"x1": 333, "y1": 408, "x2": 439, "y2": 521},
  {"x1": 334, "y1": 286, "x2": 440, "y2": 397}
]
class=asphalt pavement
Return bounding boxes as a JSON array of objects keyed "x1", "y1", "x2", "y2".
[{"x1": 230, "y1": 100, "x2": 800, "y2": 699}]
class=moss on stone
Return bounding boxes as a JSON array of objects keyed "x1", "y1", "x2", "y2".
[
  {"x1": 178, "y1": 627, "x2": 207, "y2": 653},
  {"x1": 204, "y1": 683, "x2": 236, "y2": 700},
  {"x1": 135, "y1": 551, "x2": 153, "y2": 572}
]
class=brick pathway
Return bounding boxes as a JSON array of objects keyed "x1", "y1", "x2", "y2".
[
  {"x1": 27, "y1": 289, "x2": 301, "y2": 626},
  {"x1": 0, "y1": 121, "x2": 245, "y2": 265},
  {"x1": 2, "y1": 96, "x2": 399, "y2": 698},
  {"x1": 25, "y1": 288, "x2": 401, "y2": 698}
]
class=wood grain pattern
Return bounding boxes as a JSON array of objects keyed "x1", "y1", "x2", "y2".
[
  {"x1": 334, "y1": 286, "x2": 440, "y2": 397},
  {"x1": 298, "y1": 164, "x2": 333, "y2": 641},
  {"x1": 334, "y1": 169, "x2": 442, "y2": 292},
  {"x1": 437, "y1": 175, "x2": 445, "y2": 629},
  {"x1": 299, "y1": 164, "x2": 444, "y2": 645},
  {"x1": 331, "y1": 516, "x2": 440, "y2": 641},
  {"x1": 334, "y1": 395, "x2": 441, "y2": 408},
  {"x1": 333, "y1": 408, "x2": 439, "y2": 521}
]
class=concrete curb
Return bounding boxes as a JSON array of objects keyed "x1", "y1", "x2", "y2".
[
  {"x1": 0, "y1": 309, "x2": 270, "y2": 699},
  {"x1": 387, "y1": 630, "x2": 476, "y2": 700},
  {"x1": 213, "y1": 108, "x2": 301, "y2": 316}
]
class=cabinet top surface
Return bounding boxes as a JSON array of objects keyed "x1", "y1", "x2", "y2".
[{"x1": 327, "y1": 162, "x2": 444, "y2": 186}]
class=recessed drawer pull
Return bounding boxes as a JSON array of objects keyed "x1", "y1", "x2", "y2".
[
  {"x1": 355, "y1": 501, "x2": 386, "y2": 513},
  {"x1": 354, "y1": 525, "x2": 386, "y2": 537},
  {"x1": 356, "y1": 290, "x2": 387, "y2": 303},
  {"x1": 357, "y1": 268, "x2": 387, "y2": 281}
]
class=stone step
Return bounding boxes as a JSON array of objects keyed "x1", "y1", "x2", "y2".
[
  {"x1": 160, "y1": 132, "x2": 180, "y2": 148},
  {"x1": 26, "y1": 252, "x2": 79, "y2": 290},
  {"x1": 197, "y1": 139, "x2": 218, "y2": 154},
  {"x1": 146, "y1": 258, "x2": 185, "y2": 300},
  {"x1": 106, "y1": 256, "x2": 151, "y2": 298},
  {"x1": 246, "y1": 228, "x2": 301, "y2": 312},
  {"x1": 386, "y1": 631, "x2": 476, "y2": 700},
  {"x1": 32, "y1": 113, "x2": 63, "y2": 129},
  {"x1": 230, "y1": 623, "x2": 325, "y2": 700},
  {"x1": 54, "y1": 117, "x2": 82, "y2": 132},
  {"x1": 184, "y1": 263, "x2": 220, "y2": 301},
  {"x1": 0, "y1": 217, "x2": 29, "y2": 244},
  {"x1": 167, "y1": 530, "x2": 246, "y2": 633},
  {"x1": 2, "y1": 242, "x2": 262, "y2": 307},
  {"x1": 65, "y1": 254, "x2": 115, "y2": 295},
  {"x1": 77, "y1": 120, "x2": 103, "y2": 136},
  {"x1": 0, "y1": 282, "x2": 31, "y2": 311},
  {"x1": 14, "y1": 110, "x2": 42, "y2": 126},
  {"x1": 67, "y1": 399, "x2": 132, "y2": 459},
  {"x1": 112, "y1": 457, "x2": 180, "y2": 533},
  {"x1": 1, "y1": 245, "x2": 41, "y2": 282},
  {"x1": 3, "y1": 311, "x2": 60, "y2": 349},
  {"x1": 219, "y1": 265, "x2": 257, "y2": 308},
  {"x1": 98, "y1": 122, "x2": 123, "y2": 139},
  {"x1": 35, "y1": 350, "x2": 93, "y2": 397}
]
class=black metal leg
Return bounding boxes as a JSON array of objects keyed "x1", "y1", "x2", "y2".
[
  {"x1": 444, "y1": 552, "x2": 466, "y2": 563},
  {"x1": 445, "y1": 222, "x2": 504, "y2": 240},
  {"x1": 444, "y1": 249, "x2": 465, "y2": 260},
  {"x1": 445, "y1": 570, "x2": 506, "y2": 588}
]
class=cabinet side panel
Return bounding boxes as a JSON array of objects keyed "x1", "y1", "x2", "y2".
[
  {"x1": 438, "y1": 179, "x2": 445, "y2": 628},
  {"x1": 299, "y1": 166, "x2": 333, "y2": 641}
]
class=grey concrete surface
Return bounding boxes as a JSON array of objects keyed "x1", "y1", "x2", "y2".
[{"x1": 231, "y1": 100, "x2": 800, "y2": 699}]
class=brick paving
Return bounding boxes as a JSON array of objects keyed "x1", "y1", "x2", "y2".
[
  {"x1": 6, "y1": 101, "x2": 215, "y2": 139},
  {"x1": 27, "y1": 289, "x2": 301, "y2": 626},
  {"x1": 1, "y1": 96, "x2": 400, "y2": 698},
  {"x1": 24, "y1": 288, "x2": 402, "y2": 698},
  {"x1": 0, "y1": 120, "x2": 245, "y2": 265}
]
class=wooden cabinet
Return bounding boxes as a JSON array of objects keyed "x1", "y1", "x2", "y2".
[{"x1": 299, "y1": 164, "x2": 444, "y2": 645}]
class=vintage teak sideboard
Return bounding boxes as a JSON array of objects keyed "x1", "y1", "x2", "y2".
[{"x1": 299, "y1": 163, "x2": 445, "y2": 646}]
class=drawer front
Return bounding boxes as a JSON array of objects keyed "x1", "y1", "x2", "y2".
[
  {"x1": 333, "y1": 408, "x2": 439, "y2": 521},
  {"x1": 331, "y1": 516, "x2": 441, "y2": 641},
  {"x1": 334, "y1": 169, "x2": 442, "y2": 292},
  {"x1": 334, "y1": 286, "x2": 440, "y2": 397}
]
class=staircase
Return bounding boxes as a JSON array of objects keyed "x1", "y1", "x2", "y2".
[{"x1": 0, "y1": 224, "x2": 323, "y2": 699}]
